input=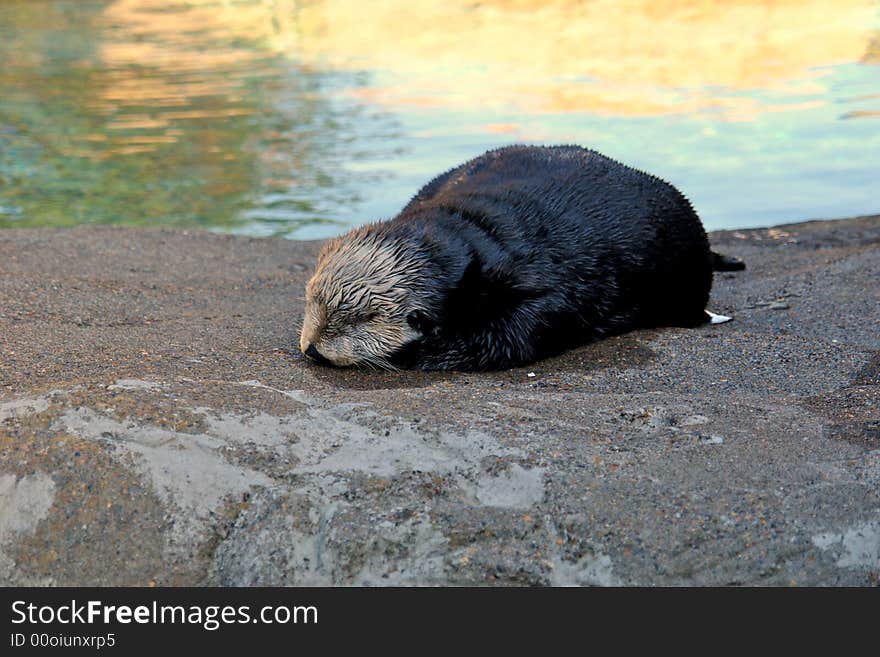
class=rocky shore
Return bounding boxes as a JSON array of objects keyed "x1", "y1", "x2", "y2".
[{"x1": 1, "y1": 214, "x2": 878, "y2": 585}]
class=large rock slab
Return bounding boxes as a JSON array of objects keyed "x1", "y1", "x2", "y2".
[{"x1": 1, "y1": 216, "x2": 878, "y2": 585}]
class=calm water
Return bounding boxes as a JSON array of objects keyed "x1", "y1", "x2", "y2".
[{"x1": 1, "y1": 0, "x2": 878, "y2": 239}]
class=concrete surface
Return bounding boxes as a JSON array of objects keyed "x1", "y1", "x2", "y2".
[{"x1": 0, "y1": 215, "x2": 878, "y2": 586}]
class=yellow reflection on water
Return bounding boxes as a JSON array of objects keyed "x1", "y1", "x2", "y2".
[
  {"x1": 74, "y1": 0, "x2": 302, "y2": 159},
  {"x1": 91, "y1": 0, "x2": 879, "y2": 127},
  {"x1": 290, "y1": 0, "x2": 877, "y2": 119}
]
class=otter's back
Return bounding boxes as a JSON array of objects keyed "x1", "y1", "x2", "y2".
[{"x1": 401, "y1": 144, "x2": 712, "y2": 329}]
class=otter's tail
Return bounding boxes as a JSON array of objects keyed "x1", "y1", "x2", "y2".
[{"x1": 711, "y1": 251, "x2": 746, "y2": 271}]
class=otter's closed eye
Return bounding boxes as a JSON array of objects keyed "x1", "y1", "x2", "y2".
[{"x1": 407, "y1": 310, "x2": 437, "y2": 335}]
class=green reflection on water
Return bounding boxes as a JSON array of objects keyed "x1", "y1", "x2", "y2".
[{"x1": 0, "y1": 0, "x2": 402, "y2": 237}]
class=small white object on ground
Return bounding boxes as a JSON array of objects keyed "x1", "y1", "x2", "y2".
[{"x1": 706, "y1": 310, "x2": 732, "y2": 324}]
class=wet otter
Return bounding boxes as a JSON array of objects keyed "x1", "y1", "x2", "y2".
[{"x1": 300, "y1": 145, "x2": 744, "y2": 371}]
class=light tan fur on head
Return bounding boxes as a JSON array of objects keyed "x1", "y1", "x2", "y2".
[{"x1": 300, "y1": 227, "x2": 429, "y2": 368}]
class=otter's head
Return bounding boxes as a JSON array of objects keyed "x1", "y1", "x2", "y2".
[{"x1": 300, "y1": 228, "x2": 432, "y2": 369}]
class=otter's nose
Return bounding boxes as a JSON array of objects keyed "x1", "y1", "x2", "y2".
[{"x1": 304, "y1": 343, "x2": 332, "y2": 366}]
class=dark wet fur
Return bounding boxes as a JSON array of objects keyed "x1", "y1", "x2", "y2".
[{"x1": 362, "y1": 145, "x2": 742, "y2": 370}]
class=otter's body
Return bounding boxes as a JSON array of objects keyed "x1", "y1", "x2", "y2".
[{"x1": 300, "y1": 145, "x2": 743, "y2": 371}]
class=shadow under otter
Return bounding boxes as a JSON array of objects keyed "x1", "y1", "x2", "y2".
[{"x1": 300, "y1": 145, "x2": 744, "y2": 371}]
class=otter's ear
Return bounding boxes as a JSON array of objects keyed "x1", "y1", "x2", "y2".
[{"x1": 407, "y1": 310, "x2": 438, "y2": 336}]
